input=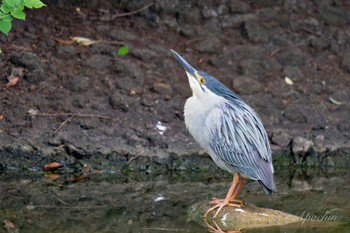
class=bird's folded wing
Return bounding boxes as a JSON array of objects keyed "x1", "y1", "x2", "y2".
[{"x1": 209, "y1": 102, "x2": 272, "y2": 180}]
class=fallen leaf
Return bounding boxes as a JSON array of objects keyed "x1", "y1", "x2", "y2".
[
  {"x1": 44, "y1": 173, "x2": 62, "y2": 180},
  {"x1": 3, "y1": 220, "x2": 15, "y2": 229},
  {"x1": 284, "y1": 76, "x2": 294, "y2": 85},
  {"x1": 71, "y1": 36, "x2": 100, "y2": 46},
  {"x1": 117, "y1": 46, "x2": 129, "y2": 56},
  {"x1": 6, "y1": 77, "x2": 20, "y2": 87},
  {"x1": 329, "y1": 97, "x2": 344, "y2": 105},
  {"x1": 65, "y1": 174, "x2": 88, "y2": 182},
  {"x1": 55, "y1": 38, "x2": 74, "y2": 45},
  {"x1": 43, "y1": 162, "x2": 63, "y2": 171}
]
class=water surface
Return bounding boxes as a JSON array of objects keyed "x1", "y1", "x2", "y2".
[{"x1": 0, "y1": 167, "x2": 349, "y2": 232}]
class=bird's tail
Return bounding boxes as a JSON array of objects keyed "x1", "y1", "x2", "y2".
[{"x1": 258, "y1": 179, "x2": 277, "y2": 195}]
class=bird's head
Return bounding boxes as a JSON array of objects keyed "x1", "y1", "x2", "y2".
[
  {"x1": 171, "y1": 49, "x2": 210, "y2": 97},
  {"x1": 171, "y1": 49, "x2": 241, "y2": 102}
]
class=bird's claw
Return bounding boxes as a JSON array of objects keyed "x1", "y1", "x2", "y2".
[
  {"x1": 204, "y1": 200, "x2": 242, "y2": 218},
  {"x1": 209, "y1": 198, "x2": 245, "y2": 206}
]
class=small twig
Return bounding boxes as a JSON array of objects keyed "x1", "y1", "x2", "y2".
[
  {"x1": 52, "y1": 194, "x2": 71, "y2": 206},
  {"x1": 269, "y1": 48, "x2": 280, "y2": 57},
  {"x1": 299, "y1": 26, "x2": 321, "y2": 37},
  {"x1": 343, "y1": 28, "x2": 350, "y2": 38},
  {"x1": 33, "y1": 157, "x2": 45, "y2": 165},
  {"x1": 9, "y1": 44, "x2": 33, "y2": 51},
  {"x1": 54, "y1": 115, "x2": 75, "y2": 133},
  {"x1": 110, "y1": 2, "x2": 154, "y2": 20},
  {"x1": 127, "y1": 150, "x2": 144, "y2": 164},
  {"x1": 32, "y1": 112, "x2": 113, "y2": 120}
]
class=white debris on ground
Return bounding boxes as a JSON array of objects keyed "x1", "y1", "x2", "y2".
[
  {"x1": 235, "y1": 208, "x2": 246, "y2": 213},
  {"x1": 154, "y1": 194, "x2": 166, "y2": 202},
  {"x1": 156, "y1": 121, "x2": 167, "y2": 135}
]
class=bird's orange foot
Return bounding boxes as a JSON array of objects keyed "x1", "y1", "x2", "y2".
[{"x1": 204, "y1": 199, "x2": 242, "y2": 218}]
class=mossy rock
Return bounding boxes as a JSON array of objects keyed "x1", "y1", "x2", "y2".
[{"x1": 188, "y1": 201, "x2": 303, "y2": 231}]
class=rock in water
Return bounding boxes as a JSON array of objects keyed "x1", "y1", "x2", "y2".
[{"x1": 188, "y1": 201, "x2": 302, "y2": 231}]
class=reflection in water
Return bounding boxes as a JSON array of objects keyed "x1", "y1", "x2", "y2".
[
  {"x1": 205, "y1": 219, "x2": 239, "y2": 233},
  {"x1": 0, "y1": 167, "x2": 349, "y2": 233}
]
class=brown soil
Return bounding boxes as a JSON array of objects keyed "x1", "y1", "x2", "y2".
[{"x1": 1, "y1": 1, "x2": 350, "y2": 172}]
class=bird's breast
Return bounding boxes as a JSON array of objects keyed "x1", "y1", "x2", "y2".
[
  {"x1": 184, "y1": 96, "x2": 206, "y2": 137},
  {"x1": 184, "y1": 94, "x2": 225, "y2": 149},
  {"x1": 184, "y1": 95, "x2": 238, "y2": 173}
]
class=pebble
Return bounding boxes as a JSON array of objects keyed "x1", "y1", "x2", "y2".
[
  {"x1": 242, "y1": 19, "x2": 269, "y2": 43},
  {"x1": 201, "y1": 7, "x2": 218, "y2": 18},
  {"x1": 228, "y1": 0, "x2": 252, "y2": 13},
  {"x1": 10, "y1": 52, "x2": 43, "y2": 70},
  {"x1": 152, "y1": 83, "x2": 173, "y2": 100},
  {"x1": 233, "y1": 76, "x2": 263, "y2": 95},
  {"x1": 196, "y1": 37, "x2": 221, "y2": 53},
  {"x1": 292, "y1": 136, "x2": 314, "y2": 155},
  {"x1": 131, "y1": 48, "x2": 159, "y2": 62},
  {"x1": 283, "y1": 107, "x2": 307, "y2": 124},
  {"x1": 85, "y1": 54, "x2": 111, "y2": 69},
  {"x1": 283, "y1": 66, "x2": 303, "y2": 81},
  {"x1": 109, "y1": 92, "x2": 129, "y2": 112},
  {"x1": 57, "y1": 45, "x2": 76, "y2": 58},
  {"x1": 276, "y1": 48, "x2": 305, "y2": 66},
  {"x1": 10, "y1": 52, "x2": 45, "y2": 83},
  {"x1": 64, "y1": 76, "x2": 91, "y2": 92},
  {"x1": 109, "y1": 29, "x2": 138, "y2": 41}
]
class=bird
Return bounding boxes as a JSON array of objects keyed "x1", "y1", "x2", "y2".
[{"x1": 171, "y1": 49, "x2": 276, "y2": 218}]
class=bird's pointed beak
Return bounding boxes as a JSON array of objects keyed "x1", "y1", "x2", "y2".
[{"x1": 171, "y1": 49, "x2": 197, "y2": 78}]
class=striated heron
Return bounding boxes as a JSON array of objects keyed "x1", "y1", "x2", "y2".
[{"x1": 171, "y1": 49, "x2": 276, "y2": 218}]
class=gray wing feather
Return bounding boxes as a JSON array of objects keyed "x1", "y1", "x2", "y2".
[{"x1": 210, "y1": 101, "x2": 275, "y2": 189}]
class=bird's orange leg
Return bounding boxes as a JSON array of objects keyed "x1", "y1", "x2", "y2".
[
  {"x1": 209, "y1": 174, "x2": 245, "y2": 205},
  {"x1": 230, "y1": 177, "x2": 245, "y2": 205},
  {"x1": 205, "y1": 173, "x2": 242, "y2": 218}
]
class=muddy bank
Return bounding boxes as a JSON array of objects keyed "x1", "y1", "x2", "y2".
[{"x1": 1, "y1": 1, "x2": 350, "y2": 171}]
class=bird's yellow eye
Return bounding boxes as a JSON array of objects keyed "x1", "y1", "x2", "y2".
[
  {"x1": 195, "y1": 72, "x2": 206, "y2": 85},
  {"x1": 198, "y1": 76, "x2": 206, "y2": 85}
]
